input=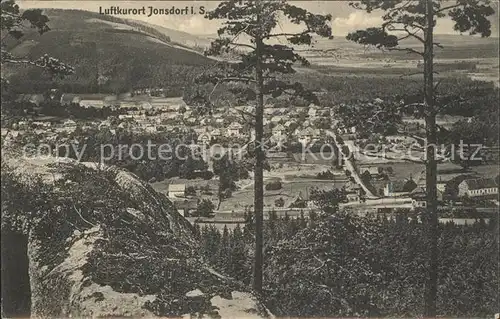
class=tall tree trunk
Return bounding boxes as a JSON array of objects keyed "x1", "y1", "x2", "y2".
[
  {"x1": 253, "y1": 29, "x2": 264, "y2": 293},
  {"x1": 424, "y1": 0, "x2": 438, "y2": 316}
]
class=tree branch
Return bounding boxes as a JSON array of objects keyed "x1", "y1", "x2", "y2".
[
  {"x1": 436, "y1": 3, "x2": 462, "y2": 13},
  {"x1": 217, "y1": 76, "x2": 257, "y2": 84},
  {"x1": 404, "y1": 26, "x2": 425, "y2": 43},
  {"x1": 387, "y1": 47, "x2": 424, "y2": 56},
  {"x1": 230, "y1": 105, "x2": 256, "y2": 126},
  {"x1": 229, "y1": 41, "x2": 255, "y2": 50},
  {"x1": 265, "y1": 30, "x2": 311, "y2": 39}
]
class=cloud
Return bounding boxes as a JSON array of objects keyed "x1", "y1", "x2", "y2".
[{"x1": 332, "y1": 11, "x2": 383, "y2": 35}]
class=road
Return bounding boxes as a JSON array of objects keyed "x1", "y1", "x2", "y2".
[{"x1": 325, "y1": 130, "x2": 379, "y2": 199}]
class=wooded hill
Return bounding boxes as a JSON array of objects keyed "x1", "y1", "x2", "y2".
[{"x1": 3, "y1": 9, "x2": 214, "y2": 95}]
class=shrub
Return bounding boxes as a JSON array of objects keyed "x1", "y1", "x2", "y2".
[
  {"x1": 195, "y1": 199, "x2": 215, "y2": 217},
  {"x1": 186, "y1": 186, "x2": 196, "y2": 196},
  {"x1": 202, "y1": 171, "x2": 214, "y2": 180},
  {"x1": 361, "y1": 170, "x2": 372, "y2": 183},
  {"x1": 275, "y1": 197, "x2": 285, "y2": 207},
  {"x1": 316, "y1": 170, "x2": 335, "y2": 180},
  {"x1": 265, "y1": 180, "x2": 282, "y2": 191}
]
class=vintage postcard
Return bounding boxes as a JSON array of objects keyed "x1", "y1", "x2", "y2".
[{"x1": 1, "y1": 0, "x2": 499, "y2": 318}]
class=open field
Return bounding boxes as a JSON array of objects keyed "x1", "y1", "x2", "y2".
[{"x1": 218, "y1": 179, "x2": 342, "y2": 211}]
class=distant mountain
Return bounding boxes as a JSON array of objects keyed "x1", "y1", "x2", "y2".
[
  {"x1": 4, "y1": 9, "x2": 214, "y2": 94},
  {"x1": 203, "y1": 32, "x2": 497, "y2": 64},
  {"x1": 4, "y1": 8, "x2": 497, "y2": 94}
]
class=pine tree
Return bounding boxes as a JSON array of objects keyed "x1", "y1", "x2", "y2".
[
  {"x1": 218, "y1": 225, "x2": 231, "y2": 270},
  {"x1": 230, "y1": 224, "x2": 250, "y2": 283},
  {"x1": 268, "y1": 208, "x2": 277, "y2": 235},
  {"x1": 201, "y1": 0, "x2": 332, "y2": 293},
  {"x1": 200, "y1": 225, "x2": 211, "y2": 259},
  {"x1": 193, "y1": 223, "x2": 201, "y2": 238},
  {"x1": 344, "y1": 1, "x2": 495, "y2": 316},
  {"x1": 204, "y1": 225, "x2": 222, "y2": 265},
  {"x1": 299, "y1": 210, "x2": 307, "y2": 229},
  {"x1": 288, "y1": 217, "x2": 299, "y2": 235}
]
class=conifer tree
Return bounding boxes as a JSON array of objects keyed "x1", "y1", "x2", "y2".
[
  {"x1": 344, "y1": 1, "x2": 495, "y2": 315},
  {"x1": 218, "y1": 225, "x2": 231, "y2": 270},
  {"x1": 299, "y1": 210, "x2": 307, "y2": 229},
  {"x1": 230, "y1": 224, "x2": 249, "y2": 282},
  {"x1": 202, "y1": 0, "x2": 332, "y2": 293}
]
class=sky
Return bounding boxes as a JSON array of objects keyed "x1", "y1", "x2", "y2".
[{"x1": 19, "y1": 1, "x2": 499, "y2": 37}]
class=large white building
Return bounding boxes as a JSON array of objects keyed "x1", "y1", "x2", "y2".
[{"x1": 458, "y1": 178, "x2": 498, "y2": 197}]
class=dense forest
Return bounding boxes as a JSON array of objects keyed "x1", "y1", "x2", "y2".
[
  {"x1": 198, "y1": 211, "x2": 498, "y2": 317},
  {"x1": 3, "y1": 9, "x2": 213, "y2": 95}
]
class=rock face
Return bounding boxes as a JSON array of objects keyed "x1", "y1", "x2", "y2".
[{"x1": 1, "y1": 157, "x2": 272, "y2": 318}]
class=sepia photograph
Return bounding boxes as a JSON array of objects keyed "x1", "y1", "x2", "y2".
[{"x1": 1, "y1": 0, "x2": 499, "y2": 318}]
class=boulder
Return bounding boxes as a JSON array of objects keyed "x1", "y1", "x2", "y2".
[{"x1": 1, "y1": 156, "x2": 273, "y2": 318}]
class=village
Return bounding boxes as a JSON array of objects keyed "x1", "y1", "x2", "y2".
[
  {"x1": 3, "y1": 89, "x2": 498, "y2": 229},
  {"x1": 1, "y1": 0, "x2": 499, "y2": 317}
]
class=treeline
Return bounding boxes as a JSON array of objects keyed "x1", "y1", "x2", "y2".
[
  {"x1": 197, "y1": 211, "x2": 498, "y2": 317},
  {"x1": 185, "y1": 70, "x2": 498, "y2": 116},
  {"x1": 44, "y1": 9, "x2": 173, "y2": 44},
  {"x1": 289, "y1": 70, "x2": 498, "y2": 111}
]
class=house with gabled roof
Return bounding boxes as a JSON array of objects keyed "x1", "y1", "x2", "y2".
[
  {"x1": 80, "y1": 99, "x2": 104, "y2": 108},
  {"x1": 458, "y1": 177, "x2": 498, "y2": 198},
  {"x1": 344, "y1": 180, "x2": 363, "y2": 202},
  {"x1": 197, "y1": 132, "x2": 211, "y2": 146},
  {"x1": 264, "y1": 108, "x2": 275, "y2": 116},
  {"x1": 145, "y1": 125, "x2": 157, "y2": 133},
  {"x1": 120, "y1": 101, "x2": 138, "y2": 109},
  {"x1": 140, "y1": 101, "x2": 153, "y2": 110},
  {"x1": 60, "y1": 94, "x2": 81, "y2": 106},
  {"x1": 186, "y1": 117, "x2": 197, "y2": 124},
  {"x1": 211, "y1": 128, "x2": 222, "y2": 138},
  {"x1": 98, "y1": 120, "x2": 111, "y2": 130},
  {"x1": 62, "y1": 119, "x2": 77, "y2": 133},
  {"x1": 384, "y1": 179, "x2": 417, "y2": 197},
  {"x1": 168, "y1": 184, "x2": 186, "y2": 198},
  {"x1": 270, "y1": 116, "x2": 285, "y2": 124},
  {"x1": 167, "y1": 184, "x2": 186, "y2": 198},
  {"x1": 362, "y1": 166, "x2": 381, "y2": 176},
  {"x1": 298, "y1": 127, "x2": 316, "y2": 145},
  {"x1": 194, "y1": 127, "x2": 206, "y2": 135},
  {"x1": 272, "y1": 124, "x2": 286, "y2": 137},
  {"x1": 227, "y1": 122, "x2": 243, "y2": 137}
]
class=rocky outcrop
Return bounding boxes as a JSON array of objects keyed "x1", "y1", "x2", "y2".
[{"x1": 1, "y1": 157, "x2": 272, "y2": 318}]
